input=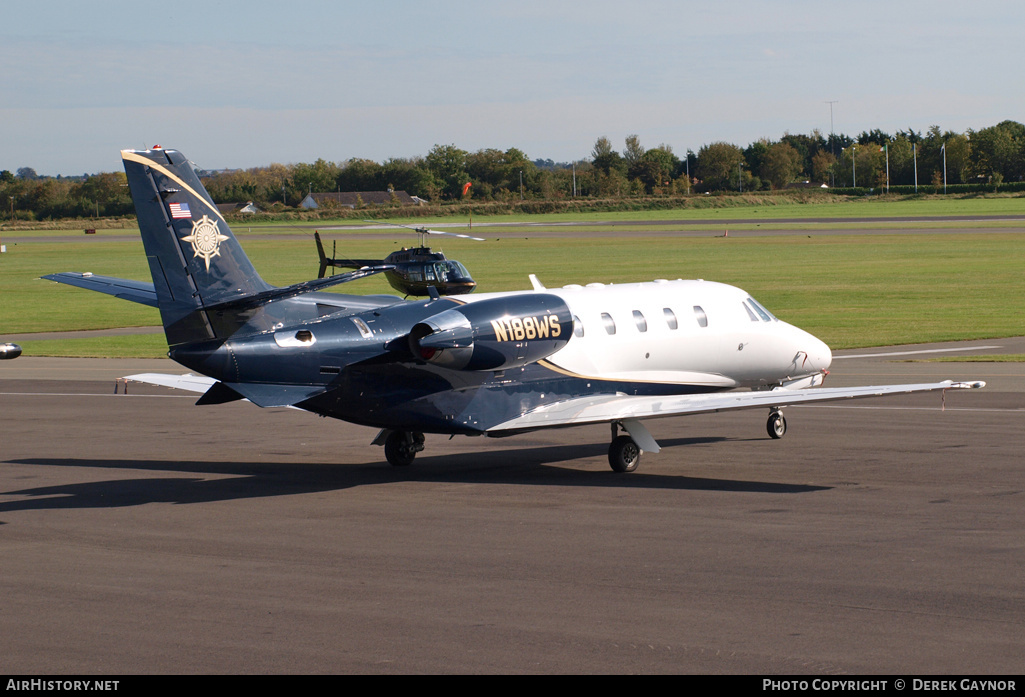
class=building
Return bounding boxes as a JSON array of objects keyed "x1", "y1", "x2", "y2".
[
  {"x1": 215, "y1": 201, "x2": 260, "y2": 215},
  {"x1": 300, "y1": 190, "x2": 423, "y2": 209}
]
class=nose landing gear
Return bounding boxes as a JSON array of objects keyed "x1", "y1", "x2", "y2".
[{"x1": 767, "y1": 408, "x2": 787, "y2": 439}]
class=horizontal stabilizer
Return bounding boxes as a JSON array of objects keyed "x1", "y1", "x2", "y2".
[
  {"x1": 202, "y1": 265, "x2": 394, "y2": 313},
  {"x1": 487, "y1": 380, "x2": 986, "y2": 435},
  {"x1": 42, "y1": 273, "x2": 158, "y2": 307}
]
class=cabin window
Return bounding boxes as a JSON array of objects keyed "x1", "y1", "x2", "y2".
[
  {"x1": 693, "y1": 306, "x2": 708, "y2": 328},
  {"x1": 573, "y1": 315, "x2": 584, "y2": 338},
  {"x1": 632, "y1": 310, "x2": 647, "y2": 332},
  {"x1": 601, "y1": 312, "x2": 616, "y2": 335},
  {"x1": 424, "y1": 266, "x2": 436, "y2": 282},
  {"x1": 663, "y1": 308, "x2": 678, "y2": 330}
]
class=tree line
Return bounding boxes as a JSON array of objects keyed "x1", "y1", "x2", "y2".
[{"x1": 4, "y1": 120, "x2": 1024, "y2": 221}]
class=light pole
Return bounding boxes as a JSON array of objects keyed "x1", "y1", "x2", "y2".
[
  {"x1": 825, "y1": 101, "x2": 838, "y2": 186},
  {"x1": 3, "y1": 195, "x2": 12, "y2": 255},
  {"x1": 942, "y1": 142, "x2": 947, "y2": 194},
  {"x1": 686, "y1": 150, "x2": 691, "y2": 193},
  {"x1": 913, "y1": 142, "x2": 918, "y2": 193}
]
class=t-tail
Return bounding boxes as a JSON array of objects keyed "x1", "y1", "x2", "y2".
[{"x1": 121, "y1": 148, "x2": 272, "y2": 346}]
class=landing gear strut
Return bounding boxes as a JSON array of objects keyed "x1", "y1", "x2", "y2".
[
  {"x1": 766, "y1": 408, "x2": 787, "y2": 439},
  {"x1": 384, "y1": 430, "x2": 425, "y2": 466}
]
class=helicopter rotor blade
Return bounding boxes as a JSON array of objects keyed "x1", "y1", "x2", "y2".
[
  {"x1": 421, "y1": 228, "x2": 485, "y2": 241},
  {"x1": 361, "y1": 219, "x2": 484, "y2": 242}
]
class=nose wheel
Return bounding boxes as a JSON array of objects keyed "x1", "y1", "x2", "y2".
[{"x1": 766, "y1": 409, "x2": 787, "y2": 439}]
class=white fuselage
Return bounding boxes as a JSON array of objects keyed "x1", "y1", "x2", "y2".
[{"x1": 463, "y1": 279, "x2": 832, "y2": 390}]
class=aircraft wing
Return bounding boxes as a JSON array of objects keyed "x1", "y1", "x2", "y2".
[
  {"x1": 42, "y1": 273, "x2": 158, "y2": 307},
  {"x1": 124, "y1": 373, "x2": 330, "y2": 408},
  {"x1": 485, "y1": 380, "x2": 986, "y2": 435}
]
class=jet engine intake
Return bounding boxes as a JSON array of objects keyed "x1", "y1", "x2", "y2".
[{"x1": 409, "y1": 294, "x2": 572, "y2": 371}]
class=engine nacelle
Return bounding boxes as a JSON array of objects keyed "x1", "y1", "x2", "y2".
[{"x1": 409, "y1": 294, "x2": 572, "y2": 371}]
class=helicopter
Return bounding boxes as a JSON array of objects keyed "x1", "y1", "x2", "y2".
[{"x1": 315, "y1": 222, "x2": 482, "y2": 297}]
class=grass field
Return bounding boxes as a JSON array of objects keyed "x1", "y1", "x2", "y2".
[
  {"x1": 6, "y1": 192, "x2": 1025, "y2": 237},
  {"x1": 394, "y1": 194, "x2": 1025, "y2": 223},
  {"x1": 2, "y1": 202, "x2": 1023, "y2": 358}
]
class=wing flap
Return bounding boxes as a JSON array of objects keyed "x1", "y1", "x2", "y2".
[{"x1": 486, "y1": 380, "x2": 986, "y2": 434}]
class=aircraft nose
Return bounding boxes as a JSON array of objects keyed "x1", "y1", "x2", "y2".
[
  {"x1": 808, "y1": 335, "x2": 832, "y2": 372},
  {"x1": 790, "y1": 325, "x2": 831, "y2": 374}
]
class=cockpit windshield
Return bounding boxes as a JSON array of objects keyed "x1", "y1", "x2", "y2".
[
  {"x1": 746, "y1": 297, "x2": 777, "y2": 322},
  {"x1": 435, "y1": 261, "x2": 471, "y2": 282}
]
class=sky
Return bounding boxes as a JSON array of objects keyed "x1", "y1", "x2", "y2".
[{"x1": 3, "y1": 0, "x2": 1024, "y2": 176}]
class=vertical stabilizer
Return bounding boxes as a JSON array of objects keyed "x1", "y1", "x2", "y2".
[{"x1": 121, "y1": 148, "x2": 272, "y2": 345}]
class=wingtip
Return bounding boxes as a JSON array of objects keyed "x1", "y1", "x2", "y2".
[{"x1": 947, "y1": 380, "x2": 986, "y2": 389}]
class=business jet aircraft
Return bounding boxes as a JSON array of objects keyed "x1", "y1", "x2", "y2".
[{"x1": 45, "y1": 148, "x2": 984, "y2": 472}]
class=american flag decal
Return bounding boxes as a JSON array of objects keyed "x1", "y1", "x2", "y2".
[{"x1": 169, "y1": 202, "x2": 191, "y2": 219}]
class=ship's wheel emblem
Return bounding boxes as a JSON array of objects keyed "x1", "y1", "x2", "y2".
[{"x1": 181, "y1": 215, "x2": 229, "y2": 272}]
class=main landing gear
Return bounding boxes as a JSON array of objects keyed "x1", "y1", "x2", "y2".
[
  {"x1": 766, "y1": 408, "x2": 787, "y2": 439},
  {"x1": 382, "y1": 430, "x2": 425, "y2": 466},
  {"x1": 608, "y1": 421, "x2": 651, "y2": 473},
  {"x1": 608, "y1": 435, "x2": 641, "y2": 473}
]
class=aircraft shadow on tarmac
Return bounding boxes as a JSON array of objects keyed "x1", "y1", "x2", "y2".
[{"x1": 1, "y1": 437, "x2": 829, "y2": 514}]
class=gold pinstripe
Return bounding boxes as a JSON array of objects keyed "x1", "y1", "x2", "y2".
[
  {"x1": 537, "y1": 358, "x2": 725, "y2": 387},
  {"x1": 121, "y1": 150, "x2": 225, "y2": 222}
]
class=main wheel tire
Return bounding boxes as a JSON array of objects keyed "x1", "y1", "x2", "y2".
[
  {"x1": 608, "y1": 435, "x2": 641, "y2": 473},
  {"x1": 767, "y1": 411, "x2": 787, "y2": 439},
  {"x1": 384, "y1": 431, "x2": 416, "y2": 466}
]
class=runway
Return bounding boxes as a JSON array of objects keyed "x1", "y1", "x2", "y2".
[
  {"x1": 6, "y1": 212, "x2": 1025, "y2": 245},
  {"x1": 1, "y1": 340, "x2": 1023, "y2": 674}
]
